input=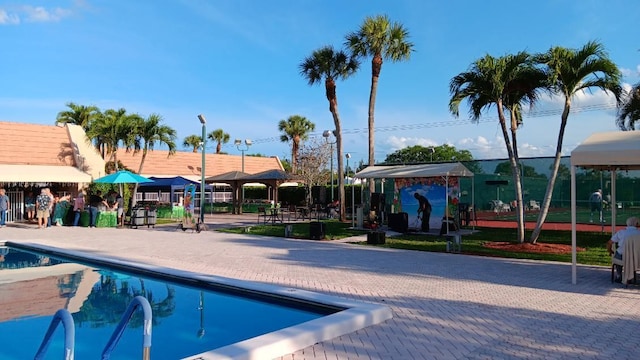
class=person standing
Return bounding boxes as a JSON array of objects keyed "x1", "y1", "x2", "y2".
[
  {"x1": 36, "y1": 189, "x2": 51, "y2": 229},
  {"x1": 88, "y1": 190, "x2": 108, "y2": 228},
  {"x1": 0, "y1": 189, "x2": 9, "y2": 228},
  {"x1": 24, "y1": 191, "x2": 35, "y2": 222},
  {"x1": 111, "y1": 191, "x2": 124, "y2": 227},
  {"x1": 607, "y1": 216, "x2": 640, "y2": 282},
  {"x1": 414, "y1": 192, "x2": 432, "y2": 232},
  {"x1": 73, "y1": 191, "x2": 85, "y2": 226},
  {"x1": 589, "y1": 189, "x2": 603, "y2": 223}
]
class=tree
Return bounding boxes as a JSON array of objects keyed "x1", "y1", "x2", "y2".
[
  {"x1": 86, "y1": 108, "x2": 141, "y2": 172},
  {"x1": 183, "y1": 135, "x2": 203, "y2": 153},
  {"x1": 617, "y1": 83, "x2": 640, "y2": 130},
  {"x1": 56, "y1": 102, "x2": 100, "y2": 131},
  {"x1": 345, "y1": 14, "x2": 413, "y2": 194},
  {"x1": 383, "y1": 144, "x2": 473, "y2": 164},
  {"x1": 529, "y1": 41, "x2": 623, "y2": 243},
  {"x1": 300, "y1": 45, "x2": 359, "y2": 221},
  {"x1": 207, "y1": 129, "x2": 230, "y2": 154},
  {"x1": 494, "y1": 161, "x2": 543, "y2": 178},
  {"x1": 132, "y1": 113, "x2": 177, "y2": 205},
  {"x1": 296, "y1": 139, "x2": 331, "y2": 205},
  {"x1": 278, "y1": 115, "x2": 315, "y2": 173},
  {"x1": 450, "y1": 52, "x2": 545, "y2": 243}
]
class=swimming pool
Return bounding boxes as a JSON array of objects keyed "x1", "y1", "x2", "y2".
[{"x1": 0, "y1": 243, "x2": 392, "y2": 359}]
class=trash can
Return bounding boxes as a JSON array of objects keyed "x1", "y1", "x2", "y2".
[
  {"x1": 145, "y1": 208, "x2": 157, "y2": 228},
  {"x1": 309, "y1": 221, "x2": 325, "y2": 240},
  {"x1": 284, "y1": 224, "x2": 293, "y2": 238},
  {"x1": 367, "y1": 231, "x2": 386, "y2": 245},
  {"x1": 131, "y1": 208, "x2": 146, "y2": 228}
]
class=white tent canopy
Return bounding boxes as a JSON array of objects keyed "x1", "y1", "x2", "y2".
[
  {"x1": 569, "y1": 131, "x2": 640, "y2": 284},
  {"x1": 354, "y1": 162, "x2": 474, "y2": 179}
]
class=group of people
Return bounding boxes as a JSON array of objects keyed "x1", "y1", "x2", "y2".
[{"x1": 25, "y1": 188, "x2": 124, "y2": 229}]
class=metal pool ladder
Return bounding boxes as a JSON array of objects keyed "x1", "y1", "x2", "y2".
[
  {"x1": 102, "y1": 295, "x2": 153, "y2": 360},
  {"x1": 34, "y1": 309, "x2": 75, "y2": 360}
]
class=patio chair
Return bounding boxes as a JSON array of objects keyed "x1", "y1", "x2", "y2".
[{"x1": 257, "y1": 206, "x2": 268, "y2": 224}]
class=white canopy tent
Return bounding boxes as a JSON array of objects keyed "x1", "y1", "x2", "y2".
[
  {"x1": 570, "y1": 131, "x2": 640, "y2": 284},
  {"x1": 355, "y1": 162, "x2": 475, "y2": 232}
]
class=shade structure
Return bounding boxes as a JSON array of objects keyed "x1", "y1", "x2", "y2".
[
  {"x1": 569, "y1": 130, "x2": 640, "y2": 284},
  {"x1": 94, "y1": 170, "x2": 153, "y2": 184}
]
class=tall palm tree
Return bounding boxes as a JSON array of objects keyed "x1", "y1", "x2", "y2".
[
  {"x1": 300, "y1": 45, "x2": 359, "y2": 221},
  {"x1": 207, "y1": 129, "x2": 230, "y2": 154},
  {"x1": 56, "y1": 102, "x2": 100, "y2": 131},
  {"x1": 132, "y1": 113, "x2": 178, "y2": 204},
  {"x1": 450, "y1": 52, "x2": 544, "y2": 243},
  {"x1": 86, "y1": 108, "x2": 141, "y2": 172},
  {"x1": 278, "y1": 115, "x2": 315, "y2": 173},
  {"x1": 529, "y1": 41, "x2": 622, "y2": 243},
  {"x1": 183, "y1": 135, "x2": 203, "y2": 153},
  {"x1": 345, "y1": 14, "x2": 413, "y2": 193},
  {"x1": 617, "y1": 83, "x2": 640, "y2": 130}
]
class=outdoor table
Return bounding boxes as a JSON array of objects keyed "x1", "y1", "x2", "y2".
[
  {"x1": 96, "y1": 211, "x2": 117, "y2": 228},
  {"x1": 296, "y1": 207, "x2": 309, "y2": 220}
]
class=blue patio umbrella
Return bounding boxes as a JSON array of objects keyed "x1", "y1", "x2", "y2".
[{"x1": 93, "y1": 170, "x2": 153, "y2": 184}]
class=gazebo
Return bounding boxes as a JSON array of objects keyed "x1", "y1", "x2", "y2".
[
  {"x1": 241, "y1": 169, "x2": 302, "y2": 207},
  {"x1": 205, "y1": 171, "x2": 249, "y2": 214},
  {"x1": 570, "y1": 131, "x2": 640, "y2": 284}
]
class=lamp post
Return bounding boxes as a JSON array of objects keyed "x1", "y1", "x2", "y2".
[
  {"x1": 234, "y1": 138, "x2": 252, "y2": 206},
  {"x1": 323, "y1": 130, "x2": 337, "y2": 202},
  {"x1": 197, "y1": 114, "x2": 207, "y2": 225},
  {"x1": 346, "y1": 153, "x2": 354, "y2": 228}
]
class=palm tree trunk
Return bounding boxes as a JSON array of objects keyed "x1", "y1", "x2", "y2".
[
  {"x1": 292, "y1": 139, "x2": 299, "y2": 173},
  {"x1": 496, "y1": 103, "x2": 525, "y2": 243},
  {"x1": 530, "y1": 99, "x2": 571, "y2": 243},
  {"x1": 509, "y1": 112, "x2": 525, "y2": 243},
  {"x1": 132, "y1": 148, "x2": 149, "y2": 207},
  {"x1": 325, "y1": 79, "x2": 346, "y2": 222},
  {"x1": 367, "y1": 59, "x2": 381, "y2": 196}
]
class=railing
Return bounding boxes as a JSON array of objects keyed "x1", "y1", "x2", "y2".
[
  {"x1": 34, "y1": 309, "x2": 75, "y2": 360},
  {"x1": 102, "y1": 296, "x2": 153, "y2": 360}
]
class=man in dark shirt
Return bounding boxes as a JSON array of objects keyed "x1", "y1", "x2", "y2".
[
  {"x1": 414, "y1": 192, "x2": 432, "y2": 232},
  {"x1": 88, "y1": 190, "x2": 107, "y2": 228}
]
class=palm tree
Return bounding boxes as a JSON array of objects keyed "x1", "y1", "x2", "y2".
[
  {"x1": 207, "y1": 129, "x2": 230, "y2": 154},
  {"x1": 529, "y1": 41, "x2": 623, "y2": 243},
  {"x1": 56, "y1": 102, "x2": 100, "y2": 131},
  {"x1": 183, "y1": 135, "x2": 203, "y2": 153},
  {"x1": 278, "y1": 115, "x2": 315, "y2": 173},
  {"x1": 131, "y1": 113, "x2": 178, "y2": 205},
  {"x1": 345, "y1": 14, "x2": 413, "y2": 193},
  {"x1": 617, "y1": 83, "x2": 640, "y2": 130},
  {"x1": 450, "y1": 52, "x2": 545, "y2": 243},
  {"x1": 86, "y1": 108, "x2": 141, "y2": 171},
  {"x1": 300, "y1": 45, "x2": 359, "y2": 222}
]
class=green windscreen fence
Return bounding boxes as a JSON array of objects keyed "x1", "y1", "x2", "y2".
[{"x1": 364, "y1": 156, "x2": 640, "y2": 225}]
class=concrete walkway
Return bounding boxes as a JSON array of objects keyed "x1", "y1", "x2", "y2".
[{"x1": 2, "y1": 214, "x2": 640, "y2": 359}]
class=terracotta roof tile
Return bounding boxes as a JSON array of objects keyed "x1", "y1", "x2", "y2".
[{"x1": 0, "y1": 121, "x2": 76, "y2": 166}]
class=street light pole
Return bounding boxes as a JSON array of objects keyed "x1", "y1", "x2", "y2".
[
  {"x1": 346, "y1": 153, "x2": 353, "y2": 228},
  {"x1": 323, "y1": 130, "x2": 337, "y2": 202},
  {"x1": 234, "y1": 138, "x2": 252, "y2": 209},
  {"x1": 197, "y1": 114, "x2": 207, "y2": 225}
]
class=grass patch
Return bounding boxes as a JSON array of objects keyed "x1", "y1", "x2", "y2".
[
  {"x1": 217, "y1": 221, "x2": 611, "y2": 266},
  {"x1": 380, "y1": 227, "x2": 610, "y2": 266}
]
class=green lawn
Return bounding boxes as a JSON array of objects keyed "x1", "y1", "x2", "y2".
[
  {"x1": 217, "y1": 220, "x2": 612, "y2": 266},
  {"x1": 487, "y1": 207, "x2": 635, "y2": 226}
]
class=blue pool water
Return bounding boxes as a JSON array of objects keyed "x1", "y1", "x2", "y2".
[{"x1": 0, "y1": 246, "x2": 337, "y2": 359}]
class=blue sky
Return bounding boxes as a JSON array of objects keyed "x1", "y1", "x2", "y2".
[{"x1": 1, "y1": 0, "x2": 639, "y2": 166}]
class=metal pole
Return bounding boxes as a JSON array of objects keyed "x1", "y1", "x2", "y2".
[
  {"x1": 198, "y1": 115, "x2": 207, "y2": 224},
  {"x1": 241, "y1": 149, "x2": 245, "y2": 200}
]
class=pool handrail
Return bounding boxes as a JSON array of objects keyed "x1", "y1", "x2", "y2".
[
  {"x1": 34, "y1": 308, "x2": 75, "y2": 360},
  {"x1": 101, "y1": 295, "x2": 153, "y2": 360}
]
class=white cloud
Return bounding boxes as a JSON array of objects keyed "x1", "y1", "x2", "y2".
[
  {"x1": 0, "y1": 9, "x2": 20, "y2": 24},
  {"x1": 383, "y1": 135, "x2": 439, "y2": 152},
  {"x1": 621, "y1": 68, "x2": 633, "y2": 77},
  {"x1": 0, "y1": 5, "x2": 73, "y2": 25},
  {"x1": 21, "y1": 5, "x2": 72, "y2": 22}
]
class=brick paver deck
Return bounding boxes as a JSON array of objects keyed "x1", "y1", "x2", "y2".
[{"x1": 2, "y1": 214, "x2": 639, "y2": 359}]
